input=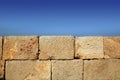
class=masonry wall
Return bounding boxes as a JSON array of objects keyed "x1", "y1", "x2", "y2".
[{"x1": 0, "y1": 36, "x2": 120, "y2": 80}]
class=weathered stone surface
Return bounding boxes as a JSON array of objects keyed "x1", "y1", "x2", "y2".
[
  {"x1": 6, "y1": 60, "x2": 51, "y2": 80},
  {"x1": 0, "y1": 60, "x2": 4, "y2": 79},
  {"x1": 0, "y1": 37, "x2": 2, "y2": 59},
  {"x1": 75, "y1": 36, "x2": 103, "y2": 59},
  {"x1": 52, "y1": 60, "x2": 83, "y2": 80},
  {"x1": 39, "y1": 36, "x2": 74, "y2": 59},
  {"x1": 104, "y1": 37, "x2": 120, "y2": 58},
  {"x1": 84, "y1": 59, "x2": 120, "y2": 80},
  {"x1": 3, "y1": 36, "x2": 38, "y2": 59}
]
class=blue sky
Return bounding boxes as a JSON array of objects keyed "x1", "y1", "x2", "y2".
[{"x1": 0, "y1": 0, "x2": 120, "y2": 36}]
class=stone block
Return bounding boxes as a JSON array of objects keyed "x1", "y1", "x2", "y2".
[
  {"x1": 52, "y1": 60, "x2": 83, "y2": 80},
  {"x1": 3, "y1": 36, "x2": 38, "y2": 59},
  {"x1": 75, "y1": 36, "x2": 103, "y2": 59},
  {"x1": 6, "y1": 60, "x2": 51, "y2": 80},
  {"x1": 39, "y1": 36, "x2": 74, "y2": 59},
  {"x1": 84, "y1": 59, "x2": 120, "y2": 80},
  {"x1": 104, "y1": 37, "x2": 120, "y2": 58},
  {"x1": 0, "y1": 60, "x2": 4, "y2": 79}
]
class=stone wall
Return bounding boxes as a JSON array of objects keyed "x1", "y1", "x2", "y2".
[{"x1": 0, "y1": 36, "x2": 120, "y2": 80}]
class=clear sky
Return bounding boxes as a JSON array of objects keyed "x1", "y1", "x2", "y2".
[{"x1": 0, "y1": 0, "x2": 120, "y2": 36}]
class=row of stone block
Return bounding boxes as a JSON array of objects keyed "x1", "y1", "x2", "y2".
[
  {"x1": 0, "y1": 59, "x2": 120, "y2": 80},
  {"x1": 0, "y1": 36, "x2": 120, "y2": 60}
]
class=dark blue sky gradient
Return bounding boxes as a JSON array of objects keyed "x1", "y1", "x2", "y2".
[{"x1": 0, "y1": 0, "x2": 120, "y2": 36}]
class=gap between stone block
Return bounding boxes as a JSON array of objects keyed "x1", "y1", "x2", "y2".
[
  {"x1": 82, "y1": 60, "x2": 84, "y2": 80},
  {"x1": 50, "y1": 60, "x2": 52, "y2": 80},
  {"x1": 74, "y1": 36, "x2": 76, "y2": 59},
  {"x1": 4, "y1": 61, "x2": 6, "y2": 80},
  {"x1": 37, "y1": 36, "x2": 40, "y2": 59},
  {"x1": 5, "y1": 59, "x2": 51, "y2": 62}
]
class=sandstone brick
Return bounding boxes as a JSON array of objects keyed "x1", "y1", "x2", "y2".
[
  {"x1": 75, "y1": 36, "x2": 103, "y2": 59},
  {"x1": 0, "y1": 37, "x2": 2, "y2": 59},
  {"x1": 3, "y1": 36, "x2": 38, "y2": 60},
  {"x1": 6, "y1": 60, "x2": 51, "y2": 80},
  {"x1": 39, "y1": 36, "x2": 74, "y2": 59},
  {"x1": 104, "y1": 37, "x2": 120, "y2": 58},
  {"x1": 84, "y1": 59, "x2": 120, "y2": 80},
  {"x1": 52, "y1": 60, "x2": 83, "y2": 80},
  {"x1": 0, "y1": 60, "x2": 4, "y2": 79}
]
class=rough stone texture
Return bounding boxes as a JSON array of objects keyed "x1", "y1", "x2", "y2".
[
  {"x1": 39, "y1": 36, "x2": 74, "y2": 59},
  {"x1": 52, "y1": 60, "x2": 83, "y2": 80},
  {"x1": 84, "y1": 59, "x2": 120, "y2": 80},
  {"x1": 0, "y1": 37, "x2": 2, "y2": 59},
  {"x1": 6, "y1": 60, "x2": 51, "y2": 80},
  {"x1": 3, "y1": 36, "x2": 38, "y2": 60},
  {"x1": 104, "y1": 37, "x2": 120, "y2": 58},
  {"x1": 0, "y1": 60, "x2": 4, "y2": 79},
  {"x1": 75, "y1": 36, "x2": 103, "y2": 59}
]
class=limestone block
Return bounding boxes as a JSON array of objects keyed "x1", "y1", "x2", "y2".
[
  {"x1": 104, "y1": 37, "x2": 120, "y2": 58},
  {"x1": 3, "y1": 36, "x2": 38, "y2": 60},
  {"x1": 39, "y1": 36, "x2": 74, "y2": 59},
  {"x1": 6, "y1": 60, "x2": 51, "y2": 80},
  {"x1": 52, "y1": 60, "x2": 83, "y2": 80},
  {"x1": 84, "y1": 59, "x2": 120, "y2": 80},
  {"x1": 0, "y1": 60, "x2": 4, "y2": 79},
  {"x1": 75, "y1": 36, "x2": 103, "y2": 59}
]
